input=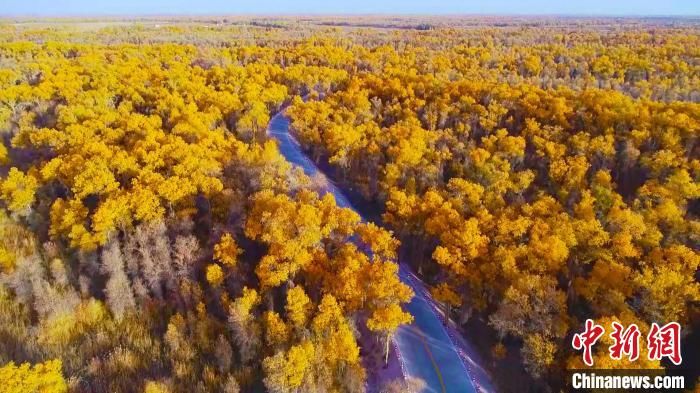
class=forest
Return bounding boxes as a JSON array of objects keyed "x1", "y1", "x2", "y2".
[{"x1": 0, "y1": 16, "x2": 698, "y2": 393}]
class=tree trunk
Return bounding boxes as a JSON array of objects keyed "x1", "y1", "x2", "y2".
[
  {"x1": 416, "y1": 237, "x2": 426, "y2": 275},
  {"x1": 384, "y1": 334, "x2": 391, "y2": 367}
]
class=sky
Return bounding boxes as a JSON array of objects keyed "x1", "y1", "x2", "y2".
[{"x1": 2, "y1": 0, "x2": 699, "y2": 17}]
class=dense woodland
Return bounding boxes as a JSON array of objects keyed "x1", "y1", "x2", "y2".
[
  {"x1": 286, "y1": 17, "x2": 700, "y2": 391},
  {"x1": 0, "y1": 17, "x2": 698, "y2": 393}
]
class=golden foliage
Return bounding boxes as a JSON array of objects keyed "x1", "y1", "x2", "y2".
[{"x1": 0, "y1": 360, "x2": 67, "y2": 393}]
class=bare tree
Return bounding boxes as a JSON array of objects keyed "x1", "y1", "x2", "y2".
[
  {"x1": 1, "y1": 254, "x2": 43, "y2": 306},
  {"x1": 101, "y1": 238, "x2": 136, "y2": 319},
  {"x1": 222, "y1": 375, "x2": 240, "y2": 393},
  {"x1": 214, "y1": 334, "x2": 233, "y2": 373},
  {"x1": 151, "y1": 222, "x2": 176, "y2": 293},
  {"x1": 380, "y1": 377, "x2": 426, "y2": 393},
  {"x1": 228, "y1": 308, "x2": 261, "y2": 364},
  {"x1": 172, "y1": 235, "x2": 200, "y2": 281},
  {"x1": 48, "y1": 258, "x2": 70, "y2": 287},
  {"x1": 32, "y1": 274, "x2": 80, "y2": 321},
  {"x1": 78, "y1": 251, "x2": 100, "y2": 297},
  {"x1": 2, "y1": 254, "x2": 79, "y2": 321},
  {"x1": 133, "y1": 225, "x2": 163, "y2": 299}
]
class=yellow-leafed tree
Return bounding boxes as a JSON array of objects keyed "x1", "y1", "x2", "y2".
[{"x1": 0, "y1": 360, "x2": 68, "y2": 393}]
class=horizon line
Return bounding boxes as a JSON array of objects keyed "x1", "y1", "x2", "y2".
[{"x1": 2, "y1": 12, "x2": 699, "y2": 19}]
